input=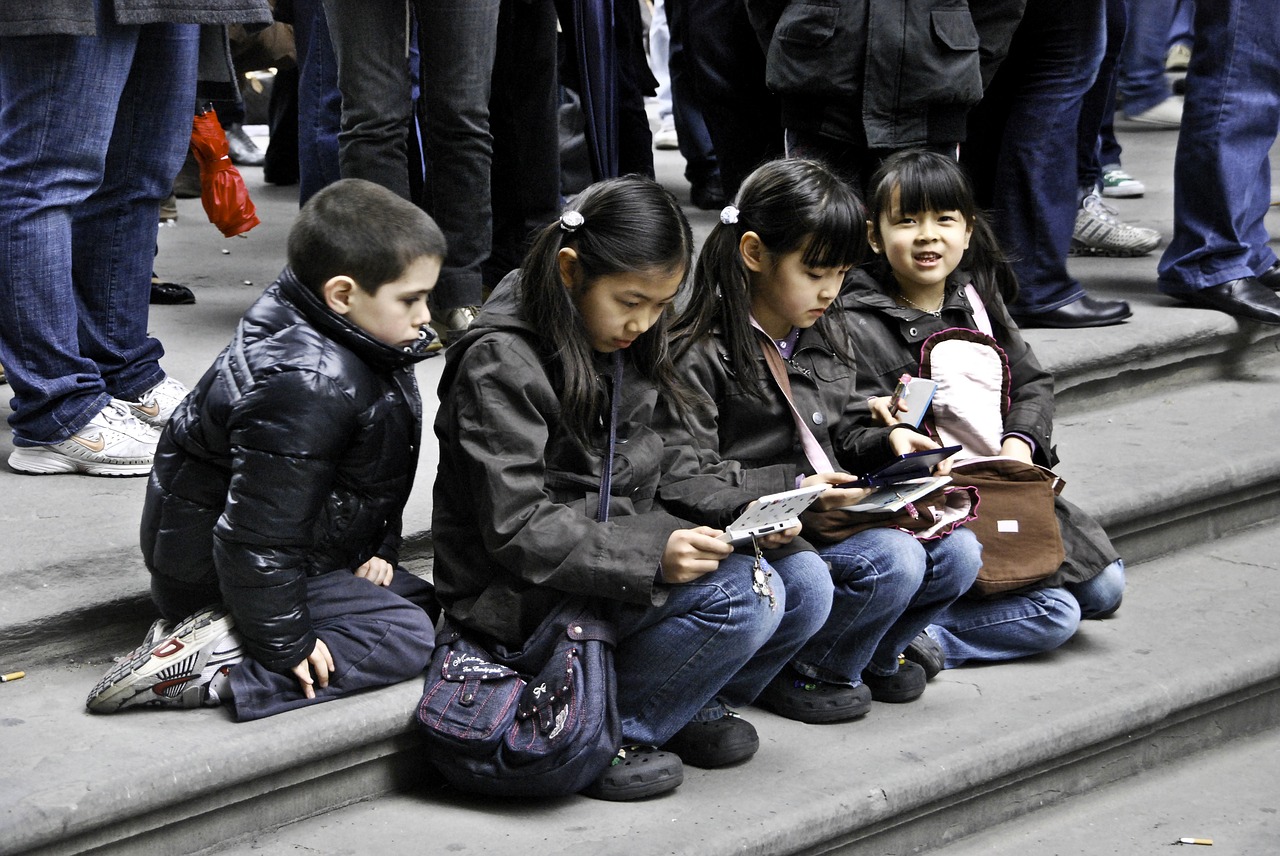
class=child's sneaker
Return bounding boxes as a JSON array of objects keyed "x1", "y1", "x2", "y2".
[
  {"x1": 8, "y1": 400, "x2": 158, "y2": 476},
  {"x1": 1099, "y1": 166, "x2": 1145, "y2": 199},
  {"x1": 86, "y1": 605, "x2": 243, "y2": 713},
  {"x1": 124, "y1": 375, "x2": 189, "y2": 428}
]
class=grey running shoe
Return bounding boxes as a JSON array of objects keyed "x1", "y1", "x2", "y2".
[
  {"x1": 8, "y1": 400, "x2": 158, "y2": 476},
  {"x1": 1071, "y1": 192, "x2": 1161, "y2": 257},
  {"x1": 86, "y1": 605, "x2": 243, "y2": 713}
]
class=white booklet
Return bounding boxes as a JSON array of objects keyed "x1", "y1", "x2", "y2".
[{"x1": 716, "y1": 484, "x2": 829, "y2": 543}]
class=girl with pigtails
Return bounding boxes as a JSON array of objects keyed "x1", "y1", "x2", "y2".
[
  {"x1": 431, "y1": 176, "x2": 834, "y2": 800},
  {"x1": 662, "y1": 158, "x2": 981, "y2": 725}
]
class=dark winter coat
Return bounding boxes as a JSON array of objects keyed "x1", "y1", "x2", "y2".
[
  {"x1": 431, "y1": 274, "x2": 766, "y2": 648},
  {"x1": 745, "y1": 0, "x2": 984, "y2": 148},
  {"x1": 141, "y1": 268, "x2": 431, "y2": 672},
  {"x1": 839, "y1": 266, "x2": 1118, "y2": 587},
  {"x1": 0, "y1": 0, "x2": 270, "y2": 36},
  {"x1": 664, "y1": 320, "x2": 902, "y2": 504}
]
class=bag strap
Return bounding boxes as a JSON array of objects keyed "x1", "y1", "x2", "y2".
[
  {"x1": 752, "y1": 324, "x2": 834, "y2": 474},
  {"x1": 596, "y1": 351, "x2": 623, "y2": 523},
  {"x1": 964, "y1": 283, "x2": 995, "y2": 337}
]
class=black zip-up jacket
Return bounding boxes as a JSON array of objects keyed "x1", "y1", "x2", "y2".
[
  {"x1": 431, "y1": 274, "x2": 769, "y2": 648},
  {"x1": 141, "y1": 268, "x2": 431, "y2": 672}
]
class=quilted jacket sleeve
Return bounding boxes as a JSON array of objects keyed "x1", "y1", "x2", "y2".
[{"x1": 213, "y1": 366, "x2": 355, "y2": 673}]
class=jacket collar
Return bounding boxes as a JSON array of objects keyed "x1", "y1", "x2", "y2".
[{"x1": 275, "y1": 267, "x2": 435, "y2": 373}]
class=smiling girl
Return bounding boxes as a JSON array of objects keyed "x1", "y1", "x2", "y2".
[
  {"x1": 664, "y1": 158, "x2": 980, "y2": 723},
  {"x1": 843, "y1": 149, "x2": 1125, "y2": 671}
]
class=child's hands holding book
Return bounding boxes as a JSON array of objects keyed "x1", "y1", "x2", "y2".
[{"x1": 661, "y1": 527, "x2": 734, "y2": 584}]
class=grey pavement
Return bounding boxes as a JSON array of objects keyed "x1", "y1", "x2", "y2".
[{"x1": 3, "y1": 121, "x2": 1280, "y2": 856}]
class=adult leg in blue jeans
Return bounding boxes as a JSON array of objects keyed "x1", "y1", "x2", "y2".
[{"x1": 0, "y1": 8, "x2": 196, "y2": 449}]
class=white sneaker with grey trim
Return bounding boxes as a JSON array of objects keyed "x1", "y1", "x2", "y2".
[
  {"x1": 1070, "y1": 192, "x2": 1161, "y2": 257},
  {"x1": 8, "y1": 399, "x2": 158, "y2": 476},
  {"x1": 125, "y1": 375, "x2": 189, "y2": 428}
]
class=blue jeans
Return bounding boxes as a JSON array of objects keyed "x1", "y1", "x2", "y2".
[
  {"x1": 321, "y1": 0, "x2": 499, "y2": 310},
  {"x1": 802, "y1": 527, "x2": 981, "y2": 684},
  {"x1": 0, "y1": 6, "x2": 196, "y2": 446},
  {"x1": 607, "y1": 550, "x2": 831, "y2": 746},
  {"x1": 293, "y1": 0, "x2": 342, "y2": 205},
  {"x1": 1156, "y1": 0, "x2": 1280, "y2": 292},
  {"x1": 927, "y1": 559, "x2": 1126, "y2": 667},
  {"x1": 1116, "y1": 0, "x2": 1177, "y2": 116},
  {"x1": 1077, "y1": 0, "x2": 1127, "y2": 189},
  {"x1": 965, "y1": 0, "x2": 1106, "y2": 314}
]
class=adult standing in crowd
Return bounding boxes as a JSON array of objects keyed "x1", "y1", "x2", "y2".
[
  {"x1": 1155, "y1": 0, "x2": 1280, "y2": 324},
  {"x1": 0, "y1": 0, "x2": 271, "y2": 477},
  {"x1": 320, "y1": 0, "x2": 500, "y2": 344}
]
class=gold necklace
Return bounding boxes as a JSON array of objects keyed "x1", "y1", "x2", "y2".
[{"x1": 897, "y1": 291, "x2": 944, "y2": 317}]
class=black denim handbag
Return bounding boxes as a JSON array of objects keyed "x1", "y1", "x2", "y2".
[
  {"x1": 415, "y1": 606, "x2": 620, "y2": 797},
  {"x1": 415, "y1": 353, "x2": 626, "y2": 796}
]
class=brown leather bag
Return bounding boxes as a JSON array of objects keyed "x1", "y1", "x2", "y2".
[{"x1": 947, "y1": 457, "x2": 1065, "y2": 596}]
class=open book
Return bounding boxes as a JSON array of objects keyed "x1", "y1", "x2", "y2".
[{"x1": 839, "y1": 476, "x2": 952, "y2": 514}]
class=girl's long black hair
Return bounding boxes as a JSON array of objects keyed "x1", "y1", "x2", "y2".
[
  {"x1": 672, "y1": 158, "x2": 867, "y2": 399},
  {"x1": 865, "y1": 149, "x2": 1020, "y2": 313},
  {"x1": 519, "y1": 175, "x2": 695, "y2": 448}
]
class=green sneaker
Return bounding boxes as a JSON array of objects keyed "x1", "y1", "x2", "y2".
[{"x1": 1100, "y1": 166, "x2": 1145, "y2": 199}]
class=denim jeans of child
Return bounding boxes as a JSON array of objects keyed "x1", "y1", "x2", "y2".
[
  {"x1": 0, "y1": 6, "x2": 197, "y2": 445},
  {"x1": 802, "y1": 526, "x2": 982, "y2": 684},
  {"x1": 607, "y1": 549, "x2": 832, "y2": 747},
  {"x1": 927, "y1": 559, "x2": 1126, "y2": 668}
]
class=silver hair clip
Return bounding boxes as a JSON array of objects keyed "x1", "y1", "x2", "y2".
[
  {"x1": 560, "y1": 210, "x2": 584, "y2": 233},
  {"x1": 719, "y1": 205, "x2": 740, "y2": 226}
]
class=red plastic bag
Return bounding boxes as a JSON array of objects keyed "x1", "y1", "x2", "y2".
[{"x1": 189, "y1": 110, "x2": 261, "y2": 238}]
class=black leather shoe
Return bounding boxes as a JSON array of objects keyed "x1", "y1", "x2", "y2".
[
  {"x1": 1010, "y1": 295, "x2": 1132, "y2": 328},
  {"x1": 1257, "y1": 261, "x2": 1280, "y2": 291},
  {"x1": 224, "y1": 123, "x2": 266, "y2": 167},
  {"x1": 1166, "y1": 277, "x2": 1280, "y2": 324},
  {"x1": 150, "y1": 277, "x2": 196, "y2": 305}
]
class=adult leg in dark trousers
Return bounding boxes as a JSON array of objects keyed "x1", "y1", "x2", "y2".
[
  {"x1": 666, "y1": 0, "x2": 781, "y2": 198},
  {"x1": 485, "y1": 0, "x2": 561, "y2": 291}
]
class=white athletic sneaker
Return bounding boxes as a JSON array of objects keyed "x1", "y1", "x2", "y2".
[
  {"x1": 1125, "y1": 96, "x2": 1183, "y2": 128},
  {"x1": 86, "y1": 605, "x2": 244, "y2": 713},
  {"x1": 8, "y1": 400, "x2": 159, "y2": 476},
  {"x1": 653, "y1": 117, "x2": 679, "y2": 150},
  {"x1": 125, "y1": 375, "x2": 189, "y2": 428},
  {"x1": 1070, "y1": 192, "x2": 1162, "y2": 257},
  {"x1": 1099, "y1": 166, "x2": 1145, "y2": 199}
]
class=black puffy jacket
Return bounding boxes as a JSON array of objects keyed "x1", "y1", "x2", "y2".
[{"x1": 141, "y1": 268, "x2": 431, "y2": 672}]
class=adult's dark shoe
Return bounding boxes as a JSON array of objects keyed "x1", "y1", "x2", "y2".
[
  {"x1": 1010, "y1": 295, "x2": 1132, "y2": 329},
  {"x1": 1256, "y1": 261, "x2": 1280, "y2": 291},
  {"x1": 1165, "y1": 277, "x2": 1280, "y2": 325},
  {"x1": 150, "y1": 276, "x2": 196, "y2": 305},
  {"x1": 690, "y1": 176, "x2": 727, "y2": 211},
  {"x1": 225, "y1": 123, "x2": 266, "y2": 167}
]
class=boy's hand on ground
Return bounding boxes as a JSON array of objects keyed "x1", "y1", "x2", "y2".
[
  {"x1": 291, "y1": 638, "x2": 335, "y2": 699},
  {"x1": 354, "y1": 556, "x2": 395, "y2": 586},
  {"x1": 661, "y1": 526, "x2": 733, "y2": 584}
]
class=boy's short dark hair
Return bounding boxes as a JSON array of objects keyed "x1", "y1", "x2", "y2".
[{"x1": 287, "y1": 178, "x2": 447, "y2": 296}]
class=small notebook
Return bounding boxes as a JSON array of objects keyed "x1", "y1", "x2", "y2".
[{"x1": 716, "y1": 484, "x2": 828, "y2": 543}]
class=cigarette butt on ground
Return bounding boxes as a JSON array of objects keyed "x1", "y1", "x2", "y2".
[{"x1": 0, "y1": 670, "x2": 25, "y2": 683}]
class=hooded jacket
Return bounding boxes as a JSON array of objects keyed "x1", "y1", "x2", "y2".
[
  {"x1": 431, "y1": 273, "x2": 766, "y2": 648},
  {"x1": 141, "y1": 268, "x2": 431, "y2": 672}
]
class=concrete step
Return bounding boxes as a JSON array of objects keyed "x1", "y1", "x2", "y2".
[{"x1": 167, "y1": 521, "x2": 1274, "y2": 856}]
